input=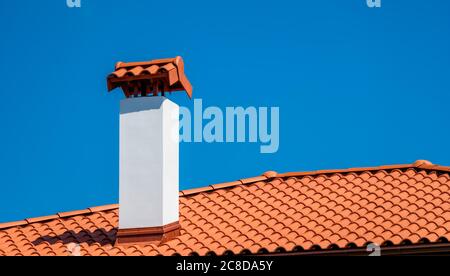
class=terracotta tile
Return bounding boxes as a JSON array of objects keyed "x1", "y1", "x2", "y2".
[
  {"x1": 182, "y1": 186, "x2": 214, "y2": 196},
  {"x1": 0, "y1": 220, "x2": 28, "y2": 230},
  {"x1": 107, "y1": 56, "x2": 193, "y2": 98},
  {"x1": 1, "y1": 161, "x2": 450, "y2": 255},
  {"x1": 25, "y1": 215, "x2": 59, "y2": 224},
  {"x1": 210, "y1": 181, "x2": 242, "y2": 190},
  {"x1": 87, "y1": 204, "x2": 118, "y2": 213},
  {"x1": 263, "y1": 171, "x2": 278, "y2": 178},
  {"x1": 240, "y1": 176, "x2": 268, "y2": 185},
  {"x1": 57, "y1": 209, "x2": 91, "y2": 218}
]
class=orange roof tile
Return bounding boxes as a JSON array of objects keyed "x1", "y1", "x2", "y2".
[
  {"x1": 107, "y1": 56, "x2": 193, "y2": 98},
  {"x1": 0, "y1": 160, "x2": 449, "y2": 256}
]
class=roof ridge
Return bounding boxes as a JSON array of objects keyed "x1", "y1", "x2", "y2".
[
  {"x1": 179, "y1": 160, "x2": 450, "y2": 196},
  {"x1": 1, "y1": 160, "x2": 448, "y2": 231}
]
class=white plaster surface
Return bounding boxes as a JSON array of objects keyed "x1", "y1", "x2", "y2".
[{"x1": 119, "y1": 96, "x2": 179, "y2": 229}]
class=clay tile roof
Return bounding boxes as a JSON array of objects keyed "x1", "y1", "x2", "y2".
[
  {"x1": 1, "y1": 160, "x2": 449, "y2": 256},
  {"x1": 107, "y1": 56, "x2": 193, "y2": 98}
]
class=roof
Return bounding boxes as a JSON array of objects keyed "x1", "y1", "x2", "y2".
[
  {"x1": 107, "y1": 56, "x2": 193, "y2": 98},
  {"x1": 0, "y1": 160, "x2": 449, "y2": 256}
]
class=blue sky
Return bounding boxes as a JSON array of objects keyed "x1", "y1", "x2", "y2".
[{"x1": 0, "y1": 0, "x2": 449, "y2": 223}]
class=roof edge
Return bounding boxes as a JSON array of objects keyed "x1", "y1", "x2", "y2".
[{"x1": 0, "y1": 204, "x2": 119, "y2": 231}]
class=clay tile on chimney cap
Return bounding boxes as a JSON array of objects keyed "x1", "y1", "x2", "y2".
[
  {"x1": 115, "y1": 62, "x2": 124, "y2": 70},
  {"x1": 413, "y1": 160, "x2": 433, "y2": 167},
  {"x1": 107, "y1": 56, "x2": 193, "y2": 99}
]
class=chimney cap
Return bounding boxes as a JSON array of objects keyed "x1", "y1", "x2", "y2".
[{"x1": 107, "y1": 56, "x2": 193, "y2": 99}]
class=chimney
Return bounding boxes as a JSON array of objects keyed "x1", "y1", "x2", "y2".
[{"x1": 107, "y1": 56, "x2": 192, "y2": 245}]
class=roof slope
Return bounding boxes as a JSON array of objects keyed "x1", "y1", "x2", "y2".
[{"x1": 0, "y1": 161, "x2": 449, "y2": 256}]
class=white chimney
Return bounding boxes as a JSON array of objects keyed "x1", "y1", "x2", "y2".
[
  {"x1": 107, "y1": 56, "x2": 192, "y2": 245},
  {"x1": 117, "y1": 96, "x2": 179, "y2": 244}
]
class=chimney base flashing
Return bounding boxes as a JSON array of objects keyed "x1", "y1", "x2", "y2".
[{"x1": 116, "y1": 221, "x2": 181, "y2": 246}]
